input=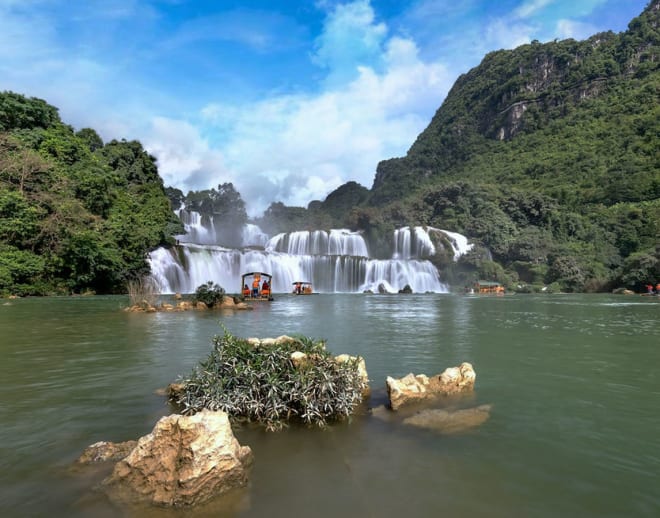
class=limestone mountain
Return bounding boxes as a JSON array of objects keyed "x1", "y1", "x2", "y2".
[
  {"x1": 369, "y1": 0, "x2": 659, "y2": 205},
  {"x1": 309, "y1": 0, "x2": 659, "y2": 292}
]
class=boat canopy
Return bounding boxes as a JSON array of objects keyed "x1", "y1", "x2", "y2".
[
  {"x1": 242, "y1": 272, "x2": 272, "y2": 282},
  {"x1": 241, "y1": 272, "x2": 273, "y2": 300}
]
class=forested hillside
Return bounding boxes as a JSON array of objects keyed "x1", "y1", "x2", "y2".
[
  {"x1": 286, "y1": 1, "x2": 659, "y2": 292},
  {"x1": 0, "y1": 92, "x2": 181, "y2": 295}
]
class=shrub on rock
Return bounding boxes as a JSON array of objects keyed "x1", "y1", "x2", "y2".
[
  {"x1": 193, "y1": 281, "x2": 225, "y2": 307},
  {"x1": 172, "y1": 329, "x2": 369, "y2": 431}
]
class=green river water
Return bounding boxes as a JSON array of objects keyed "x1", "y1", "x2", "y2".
[{"x1": 0, "y1": 293, "x2": 658, "y2": 517}]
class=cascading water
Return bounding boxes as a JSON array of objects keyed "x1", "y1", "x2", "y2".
[
  {"x1": 175, "y1": 206, "x2": 216, "y2": 245},
  {"x1": 148, "y1": 214, "x2": 473, "y2": 294},
  {"x1": 266, "y1": 229, "x2": 369, "y2": 257},
  {"x1": 392, "y1": 226, "x2": 474, "y2": 261}
]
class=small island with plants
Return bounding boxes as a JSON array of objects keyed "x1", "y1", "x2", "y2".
[
  {"x1": 124, "y1": 280, "x2": 252, "y2": 312},
  {"x1": 169, "y1": 328, "x2": 370, "y2": 431}
]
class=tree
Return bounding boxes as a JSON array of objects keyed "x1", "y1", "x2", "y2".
[
  {"x1": 76, "y1": 128, "x2": 104, "y2": 152},
  {"x1": 0, "y1": 91, "x2": 61, "y2": 131},
  {"x1": 165, "y1": 187, "x2": 185, "y2": 211},
  {"x1": 99, "y1": 139, "x2": 162, "y2": 186},
  {"x1": 0, "y1": 134, "x2": 52, "y2": 195}
]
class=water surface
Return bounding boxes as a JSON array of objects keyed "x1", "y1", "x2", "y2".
[{"x1": 1, "y1": 293, "x2": 658, "y2": 517}]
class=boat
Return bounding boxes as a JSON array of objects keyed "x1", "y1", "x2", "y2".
[
  {"x1": 292, "y1": 281, "x2": 313, "y2": 295},
  {"x1": 467, "y1": 281, "x2": 505, "y2": 295},
  {"x1": 241, "y1": 272, "x2": 273, "y2": 301}
]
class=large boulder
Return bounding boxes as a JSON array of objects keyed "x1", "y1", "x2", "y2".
[
  {"x1": 386, "y1": 362, "x2": 476, "y2": 410},
  {"x1": 218, "y1": 295, "x2": 251, "y2": 310},
  {"x1": 103, "y1": 410, "x2": 252, "y2": 507}
]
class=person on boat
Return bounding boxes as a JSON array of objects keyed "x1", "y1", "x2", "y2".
[
  {"x1": 242, "y1": 284, "x2": 250, "y2": 297},
  {"x1": 261, "y1": 280, "x2": 270, "y2": 298},
  {"x1": 656, "y1": 283, "x2": 660, "y2": 294},
  {"x1": 252, "y1": 275, "x2": 260, "y2": 298},
  {"x1": 294, "y1": 282, "x2": 301, "y2": 294}
]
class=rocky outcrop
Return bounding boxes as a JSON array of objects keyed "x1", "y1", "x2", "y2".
[
  {"x1": 386, "y1": 362, "x2": 475, "y2": 410},
  {"x1": 612, "y1": 288, "x2": 635, "y2": 295},
  {"x1": 402, "y1": 404, "x2": 492, "y2": 434},
  {"x1": 246, "y1": 335, "x2": 301, "y2": 347},
  {"x1": 124, "y1": 295, "x2": 251, "y2": 313},
  {"x1": 218, "y1": 295, "x2": 250, "y2": 309},
  {"x1": 76, "y1": 440, "x2": 138, "y2": 464},
  {"x1": 103, "y1": 410, "x2": 252, "y2": 507}
]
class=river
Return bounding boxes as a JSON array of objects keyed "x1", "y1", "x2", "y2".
[{"x1": 1, "y1": 293, "x2": 658, "y2": 517}]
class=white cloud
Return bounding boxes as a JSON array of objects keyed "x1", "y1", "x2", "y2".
[
  {"x1": 514, "y1": 0, "x2": 554, "y2": 19},
  {"x1": 556, "y1": 18, "x2": 597, "y2": 40},
  {"x1": 312, "y1": 0, "x2": 388, "y2": 85},
  {"x1": 143, "y1": 117, "x2": 229, "y2": 193},
  {"x1": 484, "y1": 18, "x2": 535, "y2": 50},
  {"x1": 139, "y1": 1, "x2": 454, "y2": 217}
]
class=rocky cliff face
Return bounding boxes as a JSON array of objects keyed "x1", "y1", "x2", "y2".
[{"x1": 370, "y1": 1, "x2": 659, "y2": 200}]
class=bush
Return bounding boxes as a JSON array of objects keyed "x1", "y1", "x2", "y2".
[
  {"x1": 193, "y1": 281, "x2": 225, "y2": 307},
  {"x1": 174, "y1": 329, "x2": 368, "y2": 431}
]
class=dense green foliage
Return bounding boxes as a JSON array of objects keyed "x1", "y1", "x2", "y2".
[
  {"x1": 0, "y1": 92, "x2": 179, "y2": 295},
  {"x1": 174, "y1": 329, "x2": 368, "y2": 431},
  {"x1": 192, "y1": 281, "x2": 226, "y2": 307},
  {"x1": 260, "y1": 2, "x2": 660, "y2": 292},
  {"x1": 253, "y1": 200, "x2": 334, "y2": 236}
]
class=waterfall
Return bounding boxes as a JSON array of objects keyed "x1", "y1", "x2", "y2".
[
  {"x1": 148, "y1": 213, "x2": 473, "y2": 294},
  {"x1": 242, "y1": 223, "x2": 269, "y2": 248},
  {"x1": 176, "y1": 207, "x2": 216, "y2": 245},
  {"x1": 392, "y1": 226, "x2": 473, "y2": 261},
  {"x1": 433, "y1": 228, "x2": 474, "y2": 260},
  {"x1": 266, "y1": 229, "x2": 369, "y2": 257}
]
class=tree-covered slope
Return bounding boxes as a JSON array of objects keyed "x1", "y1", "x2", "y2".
[
  {"x1": 371, "y1": 1, "x2": 659, "y2": 205},
  {"x1": 0, "y1": 92, "x2": 181, "y2": 295}
]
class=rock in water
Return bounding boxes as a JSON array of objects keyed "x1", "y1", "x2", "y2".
[
  {"x1": 103, "y1": 410, "x2": 252, "y2": 507},
  {"x1": 76, "y1": 440, "x2": 138, "y2": 464},
  {"x1": 403, "y1": 404, "x2": 492, "y2": 434},
  {"x1": 386, "y1": 362, "x2": 476, "y2": 410}
]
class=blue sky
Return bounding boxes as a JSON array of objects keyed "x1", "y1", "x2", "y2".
[{"x1": 0, "y1": 0, "x2": 649, "y2": 216}]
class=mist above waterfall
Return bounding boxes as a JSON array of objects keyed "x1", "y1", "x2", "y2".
[{"x1": 149, "y1": 210, "x2": 473, "y2": 294}]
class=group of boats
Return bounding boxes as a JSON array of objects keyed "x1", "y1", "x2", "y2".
[
  {"x1": 240, "y1": 272, "x2": 313, "y2": 302},
  {"x1": 240, "y1": 273, "x2": 507, "y2": 300}
]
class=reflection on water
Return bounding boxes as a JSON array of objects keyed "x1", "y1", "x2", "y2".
[{"x1": 1, "y1": 294, "x2": 659, "y2": 517}]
